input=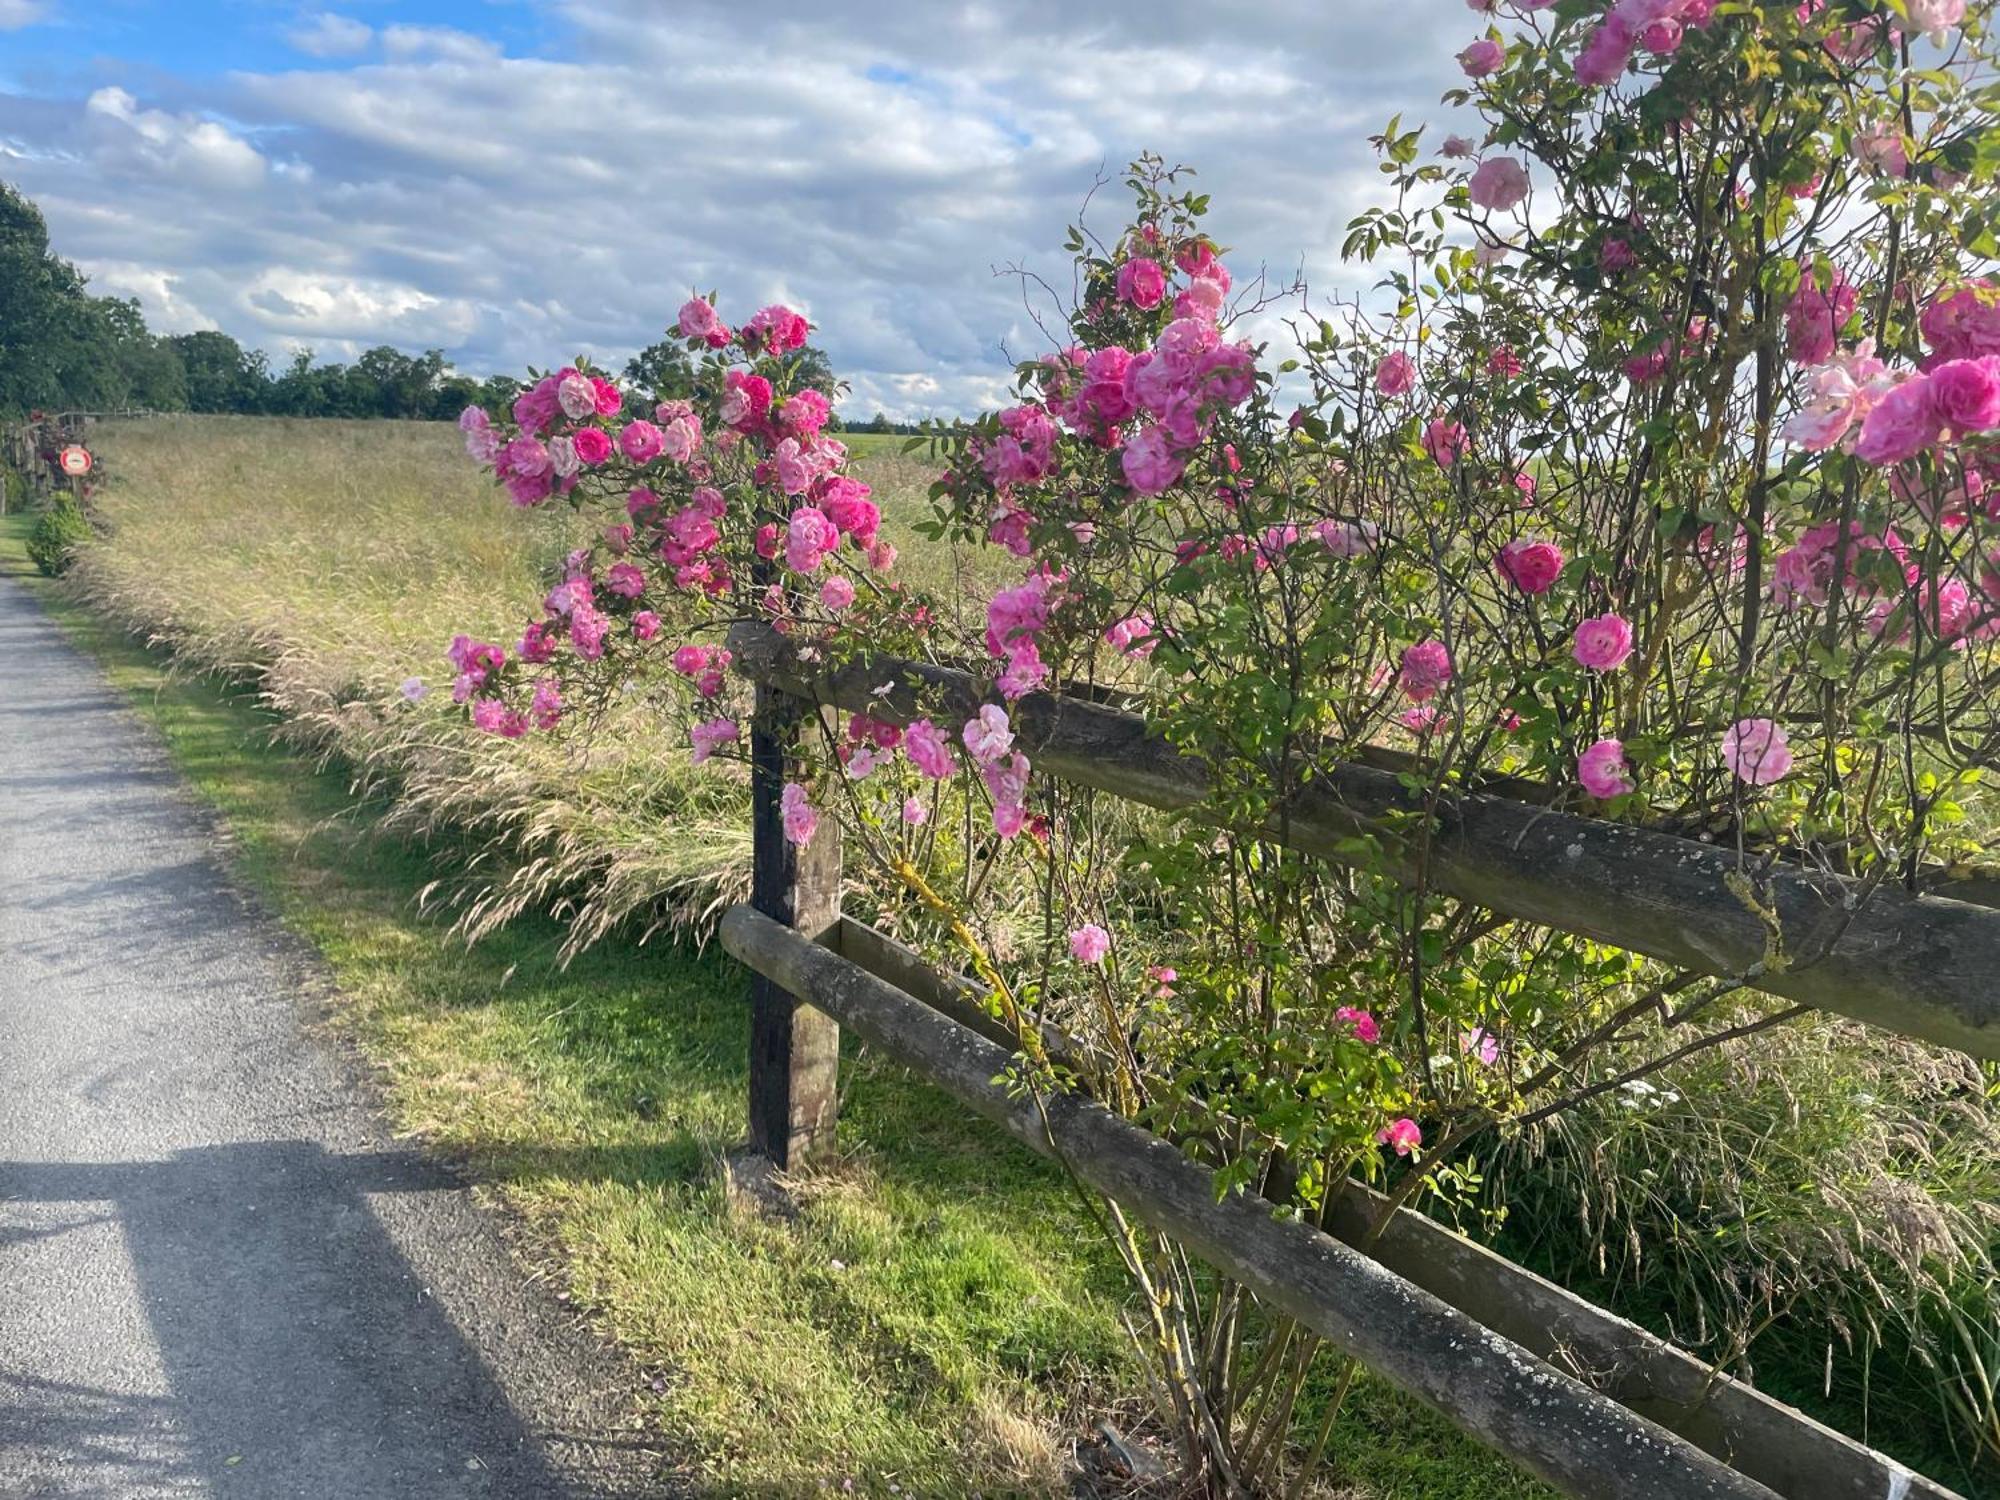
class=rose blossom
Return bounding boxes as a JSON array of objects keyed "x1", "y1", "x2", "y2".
[
  {"x1": 676, "y1": 296, "x2": 730, "y2": 347},
  {"x1": 556, "y1": 372, "x2": 596, "y2": 421},
  {"x1": 1399, "y1": 640, "x2": 1453, "y2": 703},
  {"x1": 1458, "y1": 38, "x2": 1505, "y2": 76},
  {"x1": 1468, "y1": 156, "x2": 1530, "y2": 212},
  {"x1": 1422, "y1": 418, "x2": 1468, "y2": 467},
  {"x1": 1855, "y1": 375, "x2": 1943, "y2": 466},
  {"x1": 618, "y1": 420, "x2": 665, "y2": 464},
  {"x1": 1376, "y1": 351, "x2": 1417, "y2": 397},
  {"x1": 780, "y1": 782, "x2": 818, "y2": 845},
  {"x1": 904, "y1": 719, "x2": 955, "y2": 779},
  {"x1": 1578, "y1": 738, "x2": 1634, "y2": 798},
  {"x1": 1721, "y1": 719, "x2": 1793, "y2": 786},
  {"x1": 1337, "y1": 1006, "x2": 1381, "y2": 1045},
  {"x1": 1116, "y1": 257, "x2": 1167, "y2": 310},
  {"x1": 1376, "y1": 1118, "x2": 1423, "y2": 1156},
  {"x1": 690, "y1": 717, "x2": 740, "y2": 765},
  {"x1": 820, "y1": 575, "x2": 856, "y2": 611},
  {"x1": 961, "y1": 705, "x2": 1014, "y2": 764},
  {"x1": 1497, "y1": 539, "x2": 1563, "y2": 594},
  {"x1": 1069, "y1": 924, "x2": 1111, "y2": 964},
  {"x1": 1928, "y1": 357, "x2": 2000, "y2": 435},
  {"x1": 1571, "y1": 612, "x2": 1634, "y2": 671}
]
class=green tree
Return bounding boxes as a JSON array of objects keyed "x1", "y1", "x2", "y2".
[
  {"x1": 91, "y1": 297, "x2": 188, "y2": 411},
  {"x1": 168, "y1": 330, "x2": 267, "y2": 413},
  {"x1": 622, "y1": 338, "x2": 699, "y2": 402},
  {"x1": 0, "y1": 181, "x2": 95, "y2": 414}
]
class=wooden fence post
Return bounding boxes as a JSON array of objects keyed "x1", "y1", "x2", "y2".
[{"x1": 745, "y1": 683, "x2": 842, "y2": 1168}]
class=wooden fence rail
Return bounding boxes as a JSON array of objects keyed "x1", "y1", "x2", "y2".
[
  {"x1": 722, "y1": 617, "x2": 1980, "y2": 1498},
  {"x1": 829, "y1": 911, "x2": 1956, "y2": 1500},
  {"x1": 727, "y1": 620, "x2": 2000, "y2": 1059}
]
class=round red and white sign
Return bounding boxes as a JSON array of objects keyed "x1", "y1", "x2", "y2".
[{"x1": 59, "y1": 445, "x2": 91, "y2": 477}]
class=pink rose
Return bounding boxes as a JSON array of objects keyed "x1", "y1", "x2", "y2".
[
  {"x1": 780, "y1": 782, "x2": 818, "y2": 845},
  {"x1": 1573, "y1": 15, "x2": 1636, "y2": 86},
  {"x1": 1068, "y1": 924, "x2": 1111, "y2": 964},
  {"x1": 1422, "y1": 418, "x2": 1468, "y2": 467},
  {"x1": 1855, "y1": 375, "x2": 1943, "y2": 466},
  {"x1": 785, "y1": 506, "x2": 840, "y2": 573},
  {"x1": 1578, "y1": 738, "x2": 1634, "y2": 799},
  {"x1": 744, "y1": 304, "x2": 809, "y2": 354},
  {"x1": 1121, "y1": 424, "x2": 1186, "y2": 496},
  {"x1": 1376, "y1": 351, "x2": 1417, "y2": 397},
  {"x1": 571, "y1": 427, "x2": 612, "y2": 466},
  {"x1": 1906, "y1": 0, "x2": 1966, "y2": 37},
  {"x1": 1337, "y1": 1006, "x2": 1381, "y2": 1045},
  {"x1": 1497, "y1": 538, "x2": 1563, "y2": 594},
  {"x1": 1854, "y1": 121, "x2": 1908, "y2": 178},
  {"x1": 1785, "y1": 266, "x2": 1857, "y2": 366},
  {"x1": 1571, "y1": 612, "x2": 1634, "y2": 671},
  {"x1": 1458, "y1": 38, "x2": 1505, "y2": 76},
  {"x1": 1468, "y1": 156, "x2": 1530, "y2": 213},
  {"x1": 618, "y1": 420, "x2": 665, "y2": 464},
  {"x1": 1928, "y1": 357, "x2": 2000, "y2": 435},
  {"x1": 677, "y1": 297, "x2": 730, "y2": 348},
  {"x1": 690, "y1": 717, "x2": 740, "y2": 765},
  {"x1": 904, "y1": 719, "x2": 955, "y2": 780},
  {"x1": 557, "y1": 372, "x2": 596, "y2": 422},
  {"x1": 1922, "y1": 282, "x2": 2000, "y2": 364},
  {"x1": 1376, "y1": 1118, "x2": 1423, "y2": 1156},
  {"x1": 1116, "y1": 257, "x2": 1167, "y2": 310},
  {"x1": 819, "y1": 575, "x2": 856, "y2": 612},
  {"x1": 1399, "y1": 639, "x2": 1453, "y2": 703},
  {"x1": 1720, "y1": 719, "x2": 1793, "y2": 786},
  {"x1": 961, "y1": 705, "x2": 1014, "y2": 764}
]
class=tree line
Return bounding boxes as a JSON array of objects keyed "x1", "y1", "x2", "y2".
[{"x1": 0, "y1": 179, "x2": 906, "y2": 426}]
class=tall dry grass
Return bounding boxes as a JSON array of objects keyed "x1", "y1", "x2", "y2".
[{"x1": 72, "y1": 415, "x2": 779, "y2": 951}]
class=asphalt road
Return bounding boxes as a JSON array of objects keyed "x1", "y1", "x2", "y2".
[{"x1": 0, "y1": 567, "x2": 672, "y2": 1499}]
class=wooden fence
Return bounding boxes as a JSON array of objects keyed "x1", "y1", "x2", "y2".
[{"x1": 720, "y1": 618, "x2": 1975, "y2": 1500}]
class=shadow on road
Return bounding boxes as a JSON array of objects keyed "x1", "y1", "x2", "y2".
[{"x1": 0, "y1": 1141, "x2": 577, "y2": 1498}]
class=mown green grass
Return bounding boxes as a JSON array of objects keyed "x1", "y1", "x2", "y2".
[{"x1": 1, "y1": 502, "x2": 1554, "y2": 1498}]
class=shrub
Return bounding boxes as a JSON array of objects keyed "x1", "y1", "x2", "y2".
[{"x1": 28, "y1": 496, "x2": 91, "y2": 577}]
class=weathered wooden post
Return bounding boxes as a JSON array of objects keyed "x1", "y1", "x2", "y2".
[{"x1": 744, "y1": 683, "x2": 842, "y2": 1168}]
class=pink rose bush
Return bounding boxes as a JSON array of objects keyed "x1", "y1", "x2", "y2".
[{"x1": 438, "y1": 6, "x2": 2000, "y2": 1471}]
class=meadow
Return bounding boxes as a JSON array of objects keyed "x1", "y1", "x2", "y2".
[
  {"x1": 38, "y1": 414, "x2": 2000, "y2": 1494},
  {"x1": 27, "y1": 415, "x2": 1567, "y2": 1498}
]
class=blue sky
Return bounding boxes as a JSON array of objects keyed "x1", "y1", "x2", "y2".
[{"x1": 0, "y1": 1, "x2": 1474, "y2": 418}]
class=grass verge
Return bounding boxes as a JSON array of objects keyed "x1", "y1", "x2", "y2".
[{"x1": 0, "y1": 509, "x2": 1555, "y2": 1498}]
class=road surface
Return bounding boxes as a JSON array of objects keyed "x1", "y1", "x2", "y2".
[{"x1": 0, "y1": 564, "x2": 671, "y2": 1498}]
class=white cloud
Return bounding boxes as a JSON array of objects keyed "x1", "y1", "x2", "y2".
[
  {"x1": 379, "y1": 25, "x2": 500, "y2": 64},
  {"x1": 288, "y1": 12, "x2": 373, "y2": 59},
  {"x1": 84, "y1": 87, "x2": 268, "y2": 192},
  {"x1": 0, "y1": 2, "x2": 1473, "y2": 419},
  {"x1": 0, "y1": 0, "x2": 47, "y2": 30}
]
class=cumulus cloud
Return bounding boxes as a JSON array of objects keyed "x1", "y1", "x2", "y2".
[
  {"x1": 84, "y1": 87, "x2": 267, "y2": 192},
  {"x1": 288, "y1": 12, "x2": 373, "y2": 58},
  {"x1": 0, "y1": 2, "x2": 1470, "y2": 419}
]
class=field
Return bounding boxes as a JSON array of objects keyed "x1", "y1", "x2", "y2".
[{"x1": 26, "y1": 414, "x2": 1562, "y2": 1498}]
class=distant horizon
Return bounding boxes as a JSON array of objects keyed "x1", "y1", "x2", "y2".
[{"x1": 0, "y1": 1, "x2": 1472, "y2": 420}]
